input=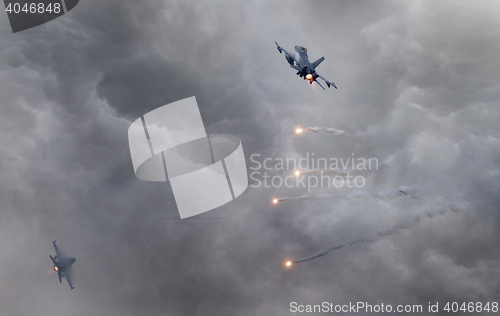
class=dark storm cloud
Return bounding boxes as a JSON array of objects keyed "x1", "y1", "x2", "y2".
[
  {"x1": 96, "y1": 56, "x2": 201, "y2": 119},
  {"x1": 0, "y1": 0, "x2": 499, "y2": 315}
]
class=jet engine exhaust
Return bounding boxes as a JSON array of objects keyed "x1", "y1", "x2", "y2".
[{"x1": 306, "y1": 73, "x2": 313, "y2": 84}]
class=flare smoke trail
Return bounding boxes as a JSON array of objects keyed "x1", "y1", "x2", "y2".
[
  {"x1": 294, "y1": 155, "x2": 394, "y2": 176},
  {"x1": 295, "y1": 204, "x2": 459, "y2": 263},
  {"x1": 296, "y1": 127, "x2": 362, "y2": 141},
  {"x1": 297, "y1": 169, "x2": 350, "y2": 176},
  {"x1": 277, "y1": 185, "x2": 417, "y2": 203}
]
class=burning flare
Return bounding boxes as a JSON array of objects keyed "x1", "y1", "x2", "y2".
[
  {"x1": 53, "y1": 266, "x2": 58, "y2": 271},
  {"x1": 286, "y1": 261, "x2": 292, "y2": 267},
  {"x1": 295, "y1": 128, "x2": 303, "y2": 134},
  {"x1": 273, "y1": 199, "x2": 279, "y2": 204}
]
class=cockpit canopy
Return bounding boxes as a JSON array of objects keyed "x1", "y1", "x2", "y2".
[{"x1": 295, "y1": 46, "x2": 308, "y2": 53}]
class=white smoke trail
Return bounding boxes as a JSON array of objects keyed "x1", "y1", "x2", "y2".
[
  {"x1": 294, "y1": 204, "x2": 459, "y2": 263},
  {"x1": 297, "y1": 127, "x2": 363, "y2": 141},
  {"x1": 293, "y1": 155, "x2": 393, "y2": 177},
  {"x1": 277, "y1": 185, "x2": 417, "y2": 202},
  {"x1": 297, "y1": 169, "x2": 350, "y2": 176}
]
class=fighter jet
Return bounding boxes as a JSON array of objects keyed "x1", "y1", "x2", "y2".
[
  {"x1": 50, "y1": 240, "x2": 76, "y2": 290},
  {"x1": 275, "y1": 42, "x2": 337, "y2": 90}
]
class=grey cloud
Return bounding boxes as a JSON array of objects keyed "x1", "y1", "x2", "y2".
[{"x1": 0, "y1": 0, "x2": 499, "y2": 315}]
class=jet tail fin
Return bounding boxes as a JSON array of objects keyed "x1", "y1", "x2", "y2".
[{"x1": 312, "y1": 57, "x2": 324, "y2": 70}]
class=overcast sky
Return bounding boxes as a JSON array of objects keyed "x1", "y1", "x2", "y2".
[{"x1": 0, "y1": 0, "x2": 499, "y2": 315}]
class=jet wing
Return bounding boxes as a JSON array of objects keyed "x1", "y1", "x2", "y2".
[
  {"x1": 65, "y1": 267, "x2": 75, "y2": 290},
  {"x1": 281, "y1": 47, "x2": 296, "y2": 61},
  {"x1": 275, "y1": 42, "x2": 297, "y2": 64},
  {"x1": 318, "y1": 74, "x2": 337, "y2": 89},
  {"x1": 53, "y1": 240, "x2": 65, "y2": 258}
]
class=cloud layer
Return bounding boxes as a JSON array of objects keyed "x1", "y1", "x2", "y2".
[{"x1": 0, "y1": 0, "x2": 499, "y2": 315}]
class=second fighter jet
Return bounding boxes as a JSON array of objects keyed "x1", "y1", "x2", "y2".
[{"x1": 275, "y1": 42, "x2": 337, "y2": 90}]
